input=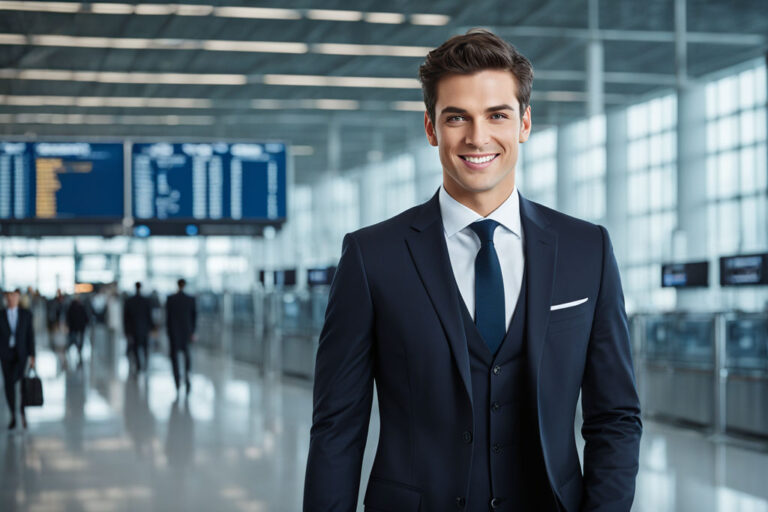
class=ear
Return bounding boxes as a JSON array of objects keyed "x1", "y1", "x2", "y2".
[
  {"x1": 424, "y1": 111, "x2": 438, "y2": 146},
  {"x1": 519, "y1": 105, "x2": 532, "y2": 143}
]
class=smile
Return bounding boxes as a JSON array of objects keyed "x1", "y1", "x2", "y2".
[{"x1": 459, "y1": 153, "x2": 499, "y2": 169}]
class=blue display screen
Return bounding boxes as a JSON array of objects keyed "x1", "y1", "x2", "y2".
[
  {"x1": 0, "y1": 142, "x2": 124, "y2": 219},
  {"x1": 132, "y1": 142, "x2": 287, "y2": 221}
]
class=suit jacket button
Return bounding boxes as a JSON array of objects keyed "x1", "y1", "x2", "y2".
[
  {"x1": 462, "y1": 431, "x2": 473, "y2": 444},
  {"x1": 455, "y1": 496, "x2": 465, "y2": 508},
  {"x1": 492, "y1": 365, "x2": 501, "y2": 375},
  {"x1": 493, "y1": 443, "x2": 502, "y2": 454},
  {"x1": 490, "y1": 497, "x2": 501, "y2": 509},
  {"x1": 491, "y1": 401, "x2": 501, "y2": 412}
]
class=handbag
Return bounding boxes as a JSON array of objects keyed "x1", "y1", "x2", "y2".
[{"x1": 21, "y1": 367, "x2": 44, "y2": 407}]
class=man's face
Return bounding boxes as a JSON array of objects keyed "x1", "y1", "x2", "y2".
[
  {"x1": 424, "y1": 69, "x2": 531, "y2": 203},
  {"x1": 5, "y1": 292, "x2": 19, "y2": 308}
]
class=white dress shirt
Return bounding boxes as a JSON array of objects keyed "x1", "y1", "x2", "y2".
[
  {"x1": 439, "y1": 186, "x2": 525, "y2": 329},
  {"x1": 7, "y1": 307, "x2": 18, "y2": 348}
]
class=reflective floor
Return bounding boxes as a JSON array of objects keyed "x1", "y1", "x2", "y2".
[{"x1": 0, "y1": 327, "x2": 766, "y2": 512}]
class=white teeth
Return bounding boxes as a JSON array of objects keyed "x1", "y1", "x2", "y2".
[{"x1": 464, "y1": 154, "x2": 495, "y2": 164}]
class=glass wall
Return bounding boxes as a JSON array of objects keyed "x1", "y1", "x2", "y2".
[
  {"x1": 518, "y1": 127, "x2": 558, "y2": 208},
  {"x1": 623, "y1": 94, "x2": 678, "y2": 311}
]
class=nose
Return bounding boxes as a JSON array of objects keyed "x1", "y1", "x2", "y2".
[{"x1": 464, "y1": 120, "x2": 490, "y2": 148}]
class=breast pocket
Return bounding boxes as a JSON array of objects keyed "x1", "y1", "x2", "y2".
[{"x1": 547, "y1": 302, "x2": 592, "y2": 335}]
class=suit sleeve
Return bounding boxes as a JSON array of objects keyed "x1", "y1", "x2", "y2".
[
  {"x1": 303, "y1": 233, "x2": 375, "y2": 512},
  {"x1": 580, "y1": 226, "x2": 642, "y2": 512}
]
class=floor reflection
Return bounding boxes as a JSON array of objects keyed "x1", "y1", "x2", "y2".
[{"x1": 0, "y1": 328, "x2": 764, "y2": 511}]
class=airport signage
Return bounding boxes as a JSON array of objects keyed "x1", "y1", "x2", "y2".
[
  {"x1": 661, "y1": 261, "x2": 709, "y2": 288},
  {"x1": 720, "y1": 253, "x2": 768, "y2": 286}
]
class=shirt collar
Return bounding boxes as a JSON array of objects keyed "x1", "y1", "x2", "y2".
[{"x1": 439, "y1": 185, "x2": 522, "y2": 239}]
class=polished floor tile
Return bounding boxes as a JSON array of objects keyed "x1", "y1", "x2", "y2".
[{"x1": 0, "y1": 326, "x2": 766, "y2": 511}]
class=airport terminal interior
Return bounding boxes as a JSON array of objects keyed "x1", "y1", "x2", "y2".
[{"x1": 1, "y1": 0, "x2": 768, "y2": 511}]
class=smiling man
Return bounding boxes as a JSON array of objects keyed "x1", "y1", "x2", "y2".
[{"x1": 304, "y1": 29, "x2": 641, "y2": 512}]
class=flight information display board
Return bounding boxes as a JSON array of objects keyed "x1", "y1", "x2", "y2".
[
  {"x1": 132, "y1": 142, "x2": 286, "y2": 223},
  {"x1": 720, "y1": 253, "x2": 768, "y2": 286},
  {"x1": 661, "y1": 261, "x2": 709, "y2": 288},
  {"x1": 0, "y1": 142, "x2": 31, "y2": 219},
  {"x1": 0, "y1": 141, "x2": 124, "y2": 221}
]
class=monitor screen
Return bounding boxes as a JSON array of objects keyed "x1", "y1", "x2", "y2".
[
  {"x1": 307, "y1": 266, "x2": 336, "y2": 286},
  {"x1": 131, "y1": 142, "x2": 286, "y2": 222},
  {"x1": 1, "y1": 141, "x2": 124, "y2": 220},
  {"x1": 720, "y1": 253, "x2": 768, "y2": 286},
  {"x1": 661, "y1": 261, "x2": 709, "y2": 288}
]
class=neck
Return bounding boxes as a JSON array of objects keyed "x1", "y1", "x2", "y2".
[{"x1": 443, "y1": 181, "x2": 515, "y2": 217}]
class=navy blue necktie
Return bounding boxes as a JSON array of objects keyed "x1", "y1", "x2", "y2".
[{"x1": 469, "y1": 219, "x2": 506, "y2": 354}]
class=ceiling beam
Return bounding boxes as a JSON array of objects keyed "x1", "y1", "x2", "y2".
[{"x1": 477, "y1": 26, "x2": 766, "y2": 46}]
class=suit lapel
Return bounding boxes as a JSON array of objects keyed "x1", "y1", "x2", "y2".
[
  {"x1": 405, "y1": 192, "x2": 473, "y2": 404},
  {"x1": 519, "y1": 195, "x2": 558, "y2": 401}
]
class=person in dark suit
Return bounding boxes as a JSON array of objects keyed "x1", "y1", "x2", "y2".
[
  {"x1": 0, "y1": 289, "x2": 36, "y2": 430},
  {"x1": 66, "y1": 295, "x2": 89, "y2": 365},
  {"x1": 166, "y1": 279, "x2": 196, "y2": 394},
  {"x1": 304, "y1": 30, "x2": 641, "y2": 512},
  {"x1": 123, "y1": 282, "x2": 154, "y2": 374}
]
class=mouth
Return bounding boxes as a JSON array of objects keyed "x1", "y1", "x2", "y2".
[{"x1": 459, "y1": 153, "x2": 499, "y2": 169}]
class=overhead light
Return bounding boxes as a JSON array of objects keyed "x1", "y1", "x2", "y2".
[
  {"x1": 0, "y1": 1, "x2": 80, "y2": 13},
  {"x1": 262, "y1": 74, "x2": 420, "y2": 89},
  {"x1": 202, "y1": 40, "x2": 307, "y2": 54},
  {"x1": 88, "y1": 3, "x2": 134, "y2": 14},
  {"x1": 250, "y1": 99, "x2": 286, "y2": 109},
  {"x1": 306, "y1": 9, "x2": 363, "y2": 22},
  {"x1": 392, "y1": 101, "x2": 425, "y2": 112},
  {"x1": 363, "y1": 12, "x2": 405, "y2": 24},
  {"x1": 312, "y1": 43, "x2": 429, "y2": 57},
  {"x1": 304, "y1": 99, "x2": 359, "y2": 110},
  {"x1": 0, "y1": 2, "x2": 451, "y2": 26},
  {"x1": 1, "y1": 112, "x2": 214, "y2": 125},
  {"x1": 213, "y1": 6, "x2": 301, "y2": 20},
  {"x1": 410, "y1": 14, "x2": 451, "y2": 26},
  {"x1": 0, "y1": 94, "x2": 213, "y2": 108},
  {"x1": 291, "y1": 145, "x2": 314, "y2": 156},
  {"x1": 134, "y1": 3, "x2": 176, "y2": 15},
  {"x1": 0, "y1": 69, "x2": 246, "y2": 85},
  {"x1": 0, "y1": 33, "x2": 25, "y2": 44},
  {"x1": 174, "y1": 4, "x2": 213, "y2": 16}
]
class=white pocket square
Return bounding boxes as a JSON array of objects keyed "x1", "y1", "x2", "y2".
[{"x1": 550, "y1": 297, "x2": 588, "y2": 311}]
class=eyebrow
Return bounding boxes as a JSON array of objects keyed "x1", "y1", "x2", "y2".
[{"x1": 440, "y1": 104, "x2": 516, "y2": 116}]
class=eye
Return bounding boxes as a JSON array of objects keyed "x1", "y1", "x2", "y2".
[
  {"x1": 446, "y1": 115, "x2": 466, "y2": 122},
  {"x1": 490, "y1": 112, "x2": 508, "y2": 120}
]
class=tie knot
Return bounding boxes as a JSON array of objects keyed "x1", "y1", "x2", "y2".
[{"x1": 469, "y1": 219, "x2": 500, "y2": 244}]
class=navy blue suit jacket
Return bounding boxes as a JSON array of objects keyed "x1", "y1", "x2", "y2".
[{"x1": 304, "y1": 191, "x2": 642, "y2": 512}]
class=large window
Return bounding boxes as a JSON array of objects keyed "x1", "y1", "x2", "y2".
[
  {"x1": 705, "y1": 62, "x2": 767, "y2": 255},
  {"x1": 518, "y1": 127, "x2": 557, "y2": 208},
  {"x1": 569, "y1": 115, "x2": 606, "y2": 223},
  {"x1": 624, "y1": 94, "x2": 678, "y2": 310}
]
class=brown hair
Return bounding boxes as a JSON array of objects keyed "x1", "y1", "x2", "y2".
[{"x1": 418, "y1": 29, "x2": 534, "y2": 124}]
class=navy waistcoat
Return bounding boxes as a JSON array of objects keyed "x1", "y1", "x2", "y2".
[{"x1": 461, "y1": 268, "x2": 559, "y2": 511}]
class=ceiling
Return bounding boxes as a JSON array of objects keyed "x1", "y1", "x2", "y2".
[{"x1": 0, "y1": 0, "x2": 766, "y2": 183}]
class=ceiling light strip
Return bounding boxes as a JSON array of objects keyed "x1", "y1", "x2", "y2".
[{"x1": 0, "y1": 2, "x2": 450, "y2": 24}]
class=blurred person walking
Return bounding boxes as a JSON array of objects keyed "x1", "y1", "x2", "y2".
[
  {"x1": 123, "y1": 282, "x2": 154, "y2": 375},
  {"x1": 0, "y1": 289, "x2": 36, "y2": 430},
  {"x1": 166, "y1": 279, "x2": 196, "y2": 395},
  {"x1": 66, "y1": 295, "x2": 89, "y2": 365}
]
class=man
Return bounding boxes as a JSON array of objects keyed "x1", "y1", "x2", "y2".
[
  {"x1": 66, "y1": 294, "x2": 89, "y2": 365},
  {"x1": 0, "y1": 289, "x2": 36, "y2": 430},
  {"x1": 304, "y1": 30, "x2": 641, "y2": 512},
  {"x1": 165, "y1": 279, "x2": 196, "y2": 394},
  {"x1": 123, "y1": 282, "x2": 154, "y2": 374}
]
